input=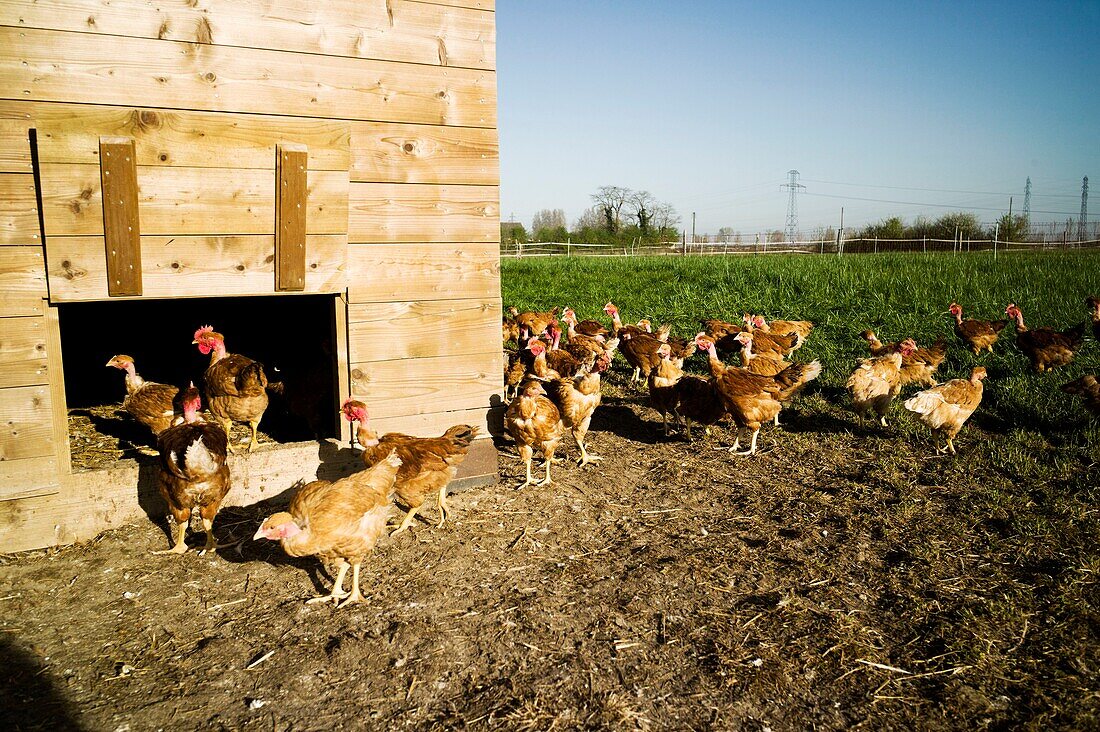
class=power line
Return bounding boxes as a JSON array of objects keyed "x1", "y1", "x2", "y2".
[
  {"x1": 800, "y1": 177, "x2": 1081, "y2": 199},
  {"x1": 801, "y1": 190, "x2": 1080, "y2": 216}
]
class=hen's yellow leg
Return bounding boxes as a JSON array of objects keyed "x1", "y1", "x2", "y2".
[
  {"x1": 391, "y1": 507, "x2": 421, "y2": 537},
  {"x1": 436, "y1": 486, "x2": 450, "y2": 528},
  {"x1": 247, "y1": 420, "x2": 261, "y2": 453},
  {"x1": 337, "y1": 562, "x2": 366, "y2": 608},
  {"x1": 307, "y1": 561, "x2": 350, "y2": 604},
  {"x1": 220, "y1": 419, "x2": 236, "y2": 454},
  {"x1": 537, "y1": 458, "x2": 554, "y2": 486},
  {"x1": 731, "y1": 428, "x2": 761, "y2": 456},
  {"x1": 153, "y1": 522, "x2": 189, "y2": 555}
]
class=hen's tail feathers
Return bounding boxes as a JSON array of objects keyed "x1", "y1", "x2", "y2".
[
  {"x1": 184, "y1": 435, "x2": 222, "y2": 476},
  {"x1": 442, "y1": 425, "x2": 479, "y2": 450},
  {"x1": 265, "y1": 380, "x2": 285, "y2": 396},
  {"x1": 774, "y1": 360, "x2": 822, "y2": 399},
  {"x1": 929, "y1": 336, "x2": 948, "y2": 362},
  {"x1": 1062, "y1": 322, "x2": 1087, "y2": 348},
  {"x1": 991, "y1": 319, "x2": 1010, "y2": 334},
  {"x1": 235, "y1": 362, "x2": 268, "y2": 395}
]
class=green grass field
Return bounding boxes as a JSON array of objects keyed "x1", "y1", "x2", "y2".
[{"x1": 503, "y1": 250, "x2": 1100, "y2": 442}]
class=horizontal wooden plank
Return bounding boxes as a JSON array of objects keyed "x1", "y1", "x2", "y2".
[
  {"x1": 352, "y1": 123, "x2": 496, "y2": 181},
  {"x1": 346, "y1": 242, "x2": 499, "y2": 302},
  {"x1": 0, "y1": 173, "x2": 39, "y2": 245},
  {"x1": 0, "y1": 101, "x2": 497, "y2": 183},
  {"x1": 32, "y1": 105, "x2": 351, "y2": 170},
  {"x1": 0, "y1": 315, "x2": 48, "y2": 388},
  {"x1": 0, "y1": 384, "x2": 54, "y2": 461},
  {"x1": 349, "y1": 351, "x2": 501, "y2": 419},
  {"x1": 349, "y1": 183, "x2": 498, "y2": 243},
  {"x1": 0, "y1": 26, "x2": 496, "y2": 128},
  {"x1": 0, "y1": 118, "x2": 32, "y2": 173},
  {"x1": 350, "y1": 122, "x2": 497, "y2": 184},
  {"x1": 0, "y1": 0, "x2": 494, "y2": 71},
  {"x1": 46, "y1": 234, "x2": 346, "y2": 301},
  {"x1": 348, "y1": 298, "x2": 499, "y2": 362},
  {"x1": 0, "y1": 246, "x2": 47, "y2": 315},
  {"x1": 0, "y1": 455, "x2": 58, "y2": 501},
  {"x1": 39, "y1": 164, "x2": 349, "y2": 236}
]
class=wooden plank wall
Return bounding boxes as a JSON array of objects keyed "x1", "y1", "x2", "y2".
[{"x1": 0, "y1": 0, "x2": 501, "y2": 526}]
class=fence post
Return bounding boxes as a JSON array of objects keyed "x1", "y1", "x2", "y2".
[
  {"x1": 993, "y1": 222, "x2": 999, "y2": 261},
  {"x1": 873, "y1": 236, "x2": 878, "y2": 254}
]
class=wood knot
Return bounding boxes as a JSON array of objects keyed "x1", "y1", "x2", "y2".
[
  {"x1": 137, "y1": 110, "x2": 160, "y2": 129},
  {"x1": 235, "y1": 264, "x2": 245, "y2": 272},
  {"x1": 159, "y1": 152, "x2": 169, "y2": 162},
  {"x1": 203, "y1": 71, "x2": 217, "y2": 83},
  {"x1": 403, "y1": 142, "x2": 416, "y2": 153},
  {"x1": 170, "y1": 261, "x2": 180, "y2": 269}
]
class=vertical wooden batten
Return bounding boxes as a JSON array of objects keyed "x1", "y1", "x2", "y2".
[
  {"x1": 98, "y1": 136, "x2": 141, "y2": 296},
  {"x1": 275, "y1": 143, "x2": 308, "y2": 292}
]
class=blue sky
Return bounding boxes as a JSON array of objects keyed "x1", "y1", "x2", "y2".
[{"x1": 497, "y1": 1, "x2": 1100, "y2": 236}]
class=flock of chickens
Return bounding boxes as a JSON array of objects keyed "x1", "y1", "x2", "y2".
[
  {"x1": 102, "y1": 294, "x2": 1098, "y2": 608},
  {"x1": 501, "y1": 296, "x2": 1100, "y2": 480},
  {"x1": 107, "y1": 326, "x2": 478, "y2": 608}
]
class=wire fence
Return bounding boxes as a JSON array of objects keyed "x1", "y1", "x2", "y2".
[{"x1": 501, "y1": 237, "x2": 1100, "y2": 258}]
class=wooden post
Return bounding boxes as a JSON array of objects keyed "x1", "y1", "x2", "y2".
[
  {"x1": 275, "y1": 143, "x2": 308, "y2": 291},
  {"x1": 98, "y1": 137, "x2": 141, "y2": 297},
  {"x1": 45, "y1": 302, "x2": 70, "y2": 478},
  {"x1": 331, "y1": 293, "x2": 352, "y2": 444}
]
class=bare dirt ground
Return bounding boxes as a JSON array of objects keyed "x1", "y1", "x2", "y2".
[{"x1": 2, "y1": 375, "x2": 1098, "y2": 731}]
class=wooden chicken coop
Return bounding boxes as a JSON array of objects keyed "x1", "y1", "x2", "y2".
[{"x1": 0, "y1": 0, "x2": 502, "y2": 553}]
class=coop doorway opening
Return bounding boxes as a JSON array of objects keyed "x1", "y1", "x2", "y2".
[{"x1": 58, "y1": 294, "x2": 341, "y2": 471}]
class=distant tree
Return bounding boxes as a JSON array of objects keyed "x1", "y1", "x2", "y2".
[
  {"x1": 858, "y1": 216, "x2": 906, "y2": 239},
  {"x1": 591, "y1": 185, "x2": 631, "y2": 233},
  {"x1": 649, "y1": 202, "x2": 681, "y2": 238},
  {"x1": 717, "y1": 226, "x2": 735, "y2": 240},
  {"x1": 625, "y1": 190, "x2": 657, "y2": 234},
  {"x1": 500, "y1": 221, "x2": 527, "y2": 244},
  {"x1": 573, "y1": 206, "x2": 604, "y2": 232},
  {"x1": 531, "y1": 208, "x2": 566, "y2": 236},
  {"x1": 932, "y1": 212, "x2": 984, "y2": 239},
  {"x1": 994, "y1": 213, "x2": 1029, "y2": 243},
  {"x1": 766, "y1": 230, "x2": 785, "y2": 243}
]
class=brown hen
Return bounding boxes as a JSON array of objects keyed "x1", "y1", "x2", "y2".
[
  {"x1": 153, "y1": 385, "x2": 230, "y2": 555},
  {"x1": 342, "y1": 400, "x2": 478, "y2": 536},
  {"x1": 505, "y1": 380, "x2": 565, "y2": 487},
  {"x1": 253, "y1": 451, "x2": 402, "y2": 607},
  {"x1": 106, "y1": 355, "x2": 180, "y2": 435},
  {"x1": 947, "y1": 303, "x2": 1008, "y2": 354},
  {"x1": 546, "y1": 352, "x2": 611, "y2": 466},
  {"x1": 192, "y1": 326, "x2": 269, "y2": 453},
  {"x1": 696, "y1": 334, "x2": 821, "y2": 455},
  {"x1": 904, "y1": 367, "x2": 987, "y2": 454},
  {"x1": 1005, "y1": 303, "x2": 1086, "y2": 372}
]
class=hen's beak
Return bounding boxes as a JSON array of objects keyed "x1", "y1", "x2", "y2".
[
  {"x1": 252, "y1": 526, "x2": 267, "y2": 541},
  {"x1": 105, "y1": 358, "x2": 117, "y2": 367}
]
